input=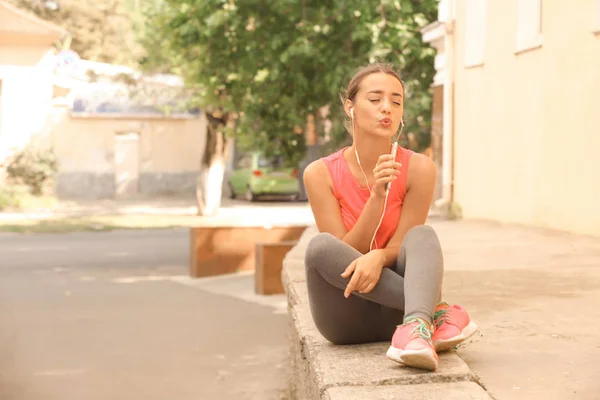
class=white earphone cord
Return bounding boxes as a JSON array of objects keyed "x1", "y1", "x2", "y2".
[{"x1": 351, "y1": 109, "x2": 403, "y2": 252}]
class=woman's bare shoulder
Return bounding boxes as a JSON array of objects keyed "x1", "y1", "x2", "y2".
[
  {"x1": 406, "y1": 153, "x2": 436, "y2": 188},
  {"x1": 303, "y1": 159, "x2": 332, "y2": 185},
  {"x1": 303, "y1": 158, "x2": 347, "y2": 238}
]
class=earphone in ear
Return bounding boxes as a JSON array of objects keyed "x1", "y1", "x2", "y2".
[{"x1": 350, "y1": 108, "x2": 354, "y2": 119}]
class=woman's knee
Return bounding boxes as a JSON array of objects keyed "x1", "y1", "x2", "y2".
[
  {"x1": 403, "y1": 224, "x2": 440, "y2": 247},
  {"x1": 311, "y1": 314, "x2": 364, "y2": 346},
  {"x1": 403, "y1": 225, "x2": 444, "y2": 270},
  {"x1": 304, "y1": 232, "x2": 339, "y2": 270},
  {"x1": 314, "y1": 321, "x2": 349, "y2": 345}
]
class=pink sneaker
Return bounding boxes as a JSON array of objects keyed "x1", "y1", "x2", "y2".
[
  {"x1": 386, "y1": 317, "x2": 439, "y2": 371},
  {"x1": 432, "y1": 302, "x2": 479, "y2": 352}
]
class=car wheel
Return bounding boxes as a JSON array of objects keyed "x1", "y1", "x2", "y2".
[{"x1": 245, "y1": 186, "x2": 257, "y2": 202}]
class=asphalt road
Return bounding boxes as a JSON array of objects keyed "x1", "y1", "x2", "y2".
[{"x1": 0, "y1": 229, "x2": 289, "y2": 400}]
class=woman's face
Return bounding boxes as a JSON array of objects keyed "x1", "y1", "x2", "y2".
[{"x1": 347, "y1": 72, "x2": 404, "y2": 139}]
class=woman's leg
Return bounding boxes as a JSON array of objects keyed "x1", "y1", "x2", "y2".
[
  {"x1": 396, "y1": 227, "x2": 478, "y2": 355},
  {"x1": 304, "y1": 225, "x2": 444, "y2": 344},
  {"x1": 400, "y1": 225, "x2": 444, "y2": 325},
  {"x1": 304, "y1": 233, "x2": 404, "y2": 345},
  {"x1": 386, "y1": 225, "x2": 445, "y2": 370}
]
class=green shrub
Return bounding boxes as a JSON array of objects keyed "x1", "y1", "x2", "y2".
[
  {"x1": 0, "y1": 185, "x2": 29, "y2": 210},
  {"x1": 4, "y1": 145, "x2": 58, "y2": 195},
  {"x1": 0, "y1": 189, "x2": 13, "y2": 210}
]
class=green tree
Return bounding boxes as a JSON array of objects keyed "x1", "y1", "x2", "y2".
[{"x1": 142, "y1": 0, "x2": 438, "y2": 215}]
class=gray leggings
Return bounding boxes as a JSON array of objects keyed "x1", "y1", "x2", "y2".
[{"x1": 304, "y1": 225, "x2": 444, "y2": 345}]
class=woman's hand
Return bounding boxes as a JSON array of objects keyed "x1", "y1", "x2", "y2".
[
  {"x1": 372, "y1": 154, "x2": 402, "y2": 198},
  {"x1": 341, "y1": 250, "x2": 386, "y2": 298}
]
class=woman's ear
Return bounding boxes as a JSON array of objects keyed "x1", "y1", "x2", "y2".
[{"x1": 344, "y1": 100, "x2": 354, "y2": 119}]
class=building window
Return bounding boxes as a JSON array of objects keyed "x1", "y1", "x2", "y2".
[
  {"x1": 516, "y1": 0, "x2": 543, "y2": 53},
  {"x1": 464, "y1": 0, "x2": 487, "y2": 67}
]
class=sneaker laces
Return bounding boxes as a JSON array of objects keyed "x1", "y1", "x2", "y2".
[
  {"x1": 403, "y1": 317, "x2": 433, "y2": 340},
  {"x1": 434, "y1": 302, "x2": 450, "y2": 329}
]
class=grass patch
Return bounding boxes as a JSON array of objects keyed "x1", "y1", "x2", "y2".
[
  {"x1": 0, "y1": 214, "x2": 205, "y2": 234},
  {"x1": 0, "y1": 185, "x2": 58, "y2": 212}
]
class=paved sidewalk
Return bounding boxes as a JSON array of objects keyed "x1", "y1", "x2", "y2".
[
  {"x1": 284, "y1": 219, "x2": 600, "y2": 399},
  {"x1": 431, "y1": 219, "x2": 600, "y2": 400},
  {"x1": 0, "y1": 198, "x2": 316, "y2": 228},
  {"x1": 1, "y1": 196, "x2": 598, "y2": 399},
  {"x1": 0, "y1": 229, "x2": 290, "y2": 400}
]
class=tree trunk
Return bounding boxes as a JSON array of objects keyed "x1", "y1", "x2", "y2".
[
  {"x1": 297, "y1": 113, "x2": 319, "y2": 201},
  {"x1": 196, "y1": 113, "x2": 229, "y2": 216}
]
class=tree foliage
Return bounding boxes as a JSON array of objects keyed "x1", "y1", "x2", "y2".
[
  {"x1": 9, "y1": 0, "x2": 439, "y2": 213},
  {"x1": 142, "y1": 0, "x2": 439, "y2": 165}
]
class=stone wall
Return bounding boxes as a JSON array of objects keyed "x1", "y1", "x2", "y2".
[
  {"x1": 55, "y1": 171, "x2": 199, "y2": 199},
  {"x1": 55, "y1": 172, "x2": 115, "y2": 199},
  {"x1": 139, "y1": 172, "x2": 197, "y2": 197}
]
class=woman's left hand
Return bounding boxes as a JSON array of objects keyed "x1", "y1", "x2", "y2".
[{"x1": 341, "y1": 250, "x2": 385, "y2": 298}]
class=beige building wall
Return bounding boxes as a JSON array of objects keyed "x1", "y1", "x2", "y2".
[
  {"x1": 51, "y1": 109, "x2": 207, "y2": 198},
  {"x1": 0, "y1": 0, "x2": 65, "y2": 160},
  {"x1": 0, "y1": 47, "x2": 57, "y2": 159},
  {"x1": 0, "y1": 44, "x2": 55, "y2": 65},
  {"x1": 452, "y1": 0, "x2": 600, "y2": 236}
]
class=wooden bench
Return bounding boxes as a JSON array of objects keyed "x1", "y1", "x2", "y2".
[
  {"x1": 189, "y1": 225, "x2": 307, "y2": 293},
  {"x1": 255, "y1": 240, "x2": 299, "y2": 294}
]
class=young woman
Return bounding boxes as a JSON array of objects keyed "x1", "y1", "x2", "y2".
[{"x1": 302, "y1": 63, "x2": 478, "y2": 371}]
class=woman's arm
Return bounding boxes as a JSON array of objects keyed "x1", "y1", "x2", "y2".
[
  {"x1": 341, "y1": 154, "x2": 437, "y2": 297},
  {"x1": 374, "y1": 154, "x2": 437, "y2": 268},
  {"x1": 303, "y1": 159, "x2": 393, "y2": 254}
]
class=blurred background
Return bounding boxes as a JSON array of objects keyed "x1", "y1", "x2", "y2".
[{"x1": 0, "y1": 1, "x2": 599, "y2": 399}]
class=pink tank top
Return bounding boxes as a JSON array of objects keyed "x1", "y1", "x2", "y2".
[{"x1": 321, "y1": 146, "x2": 413, "y2": 249}]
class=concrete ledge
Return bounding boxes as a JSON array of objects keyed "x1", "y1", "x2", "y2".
[
  {"x1": 282, "y1": 226, "x2": 492, "y2": 399},
  {"x1": 325, "y1": 382, "x2": 492, "y2": 400}
]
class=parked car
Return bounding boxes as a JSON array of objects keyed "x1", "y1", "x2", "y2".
[{"x1": 228, "y1": 152, "x2": 300, "y2": 201}]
